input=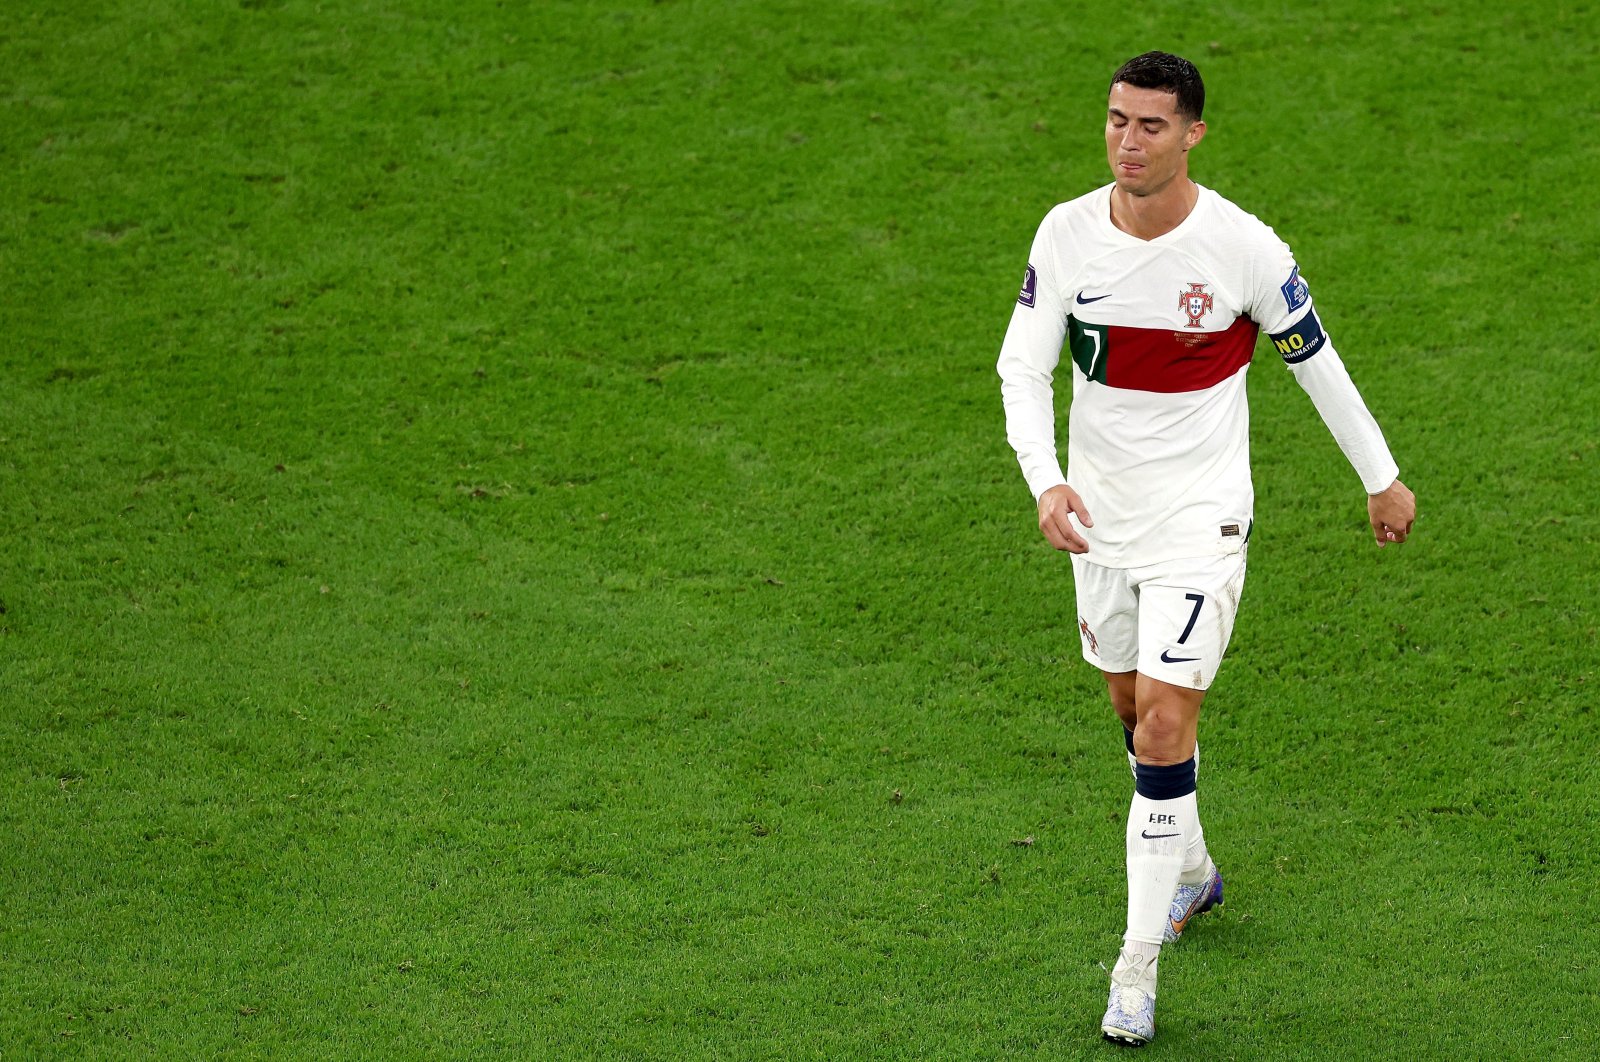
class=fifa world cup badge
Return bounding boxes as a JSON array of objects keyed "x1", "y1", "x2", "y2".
[{"x1": 1179, "y1": 282, "x2": 1214, "y2": 329}]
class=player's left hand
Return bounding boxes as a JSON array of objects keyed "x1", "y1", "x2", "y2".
[{"x1": 1367, "y1": 478, "x2": 1416, "y2": 548}]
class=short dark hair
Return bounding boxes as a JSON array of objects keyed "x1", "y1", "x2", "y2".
[{"x1": 1109, "y1": 51, "x2": 1205, "y2": 123}]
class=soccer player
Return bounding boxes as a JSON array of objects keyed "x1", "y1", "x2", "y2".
[{"x1": 995, "y1": 52, "x2": 1416, "y2": 1047}]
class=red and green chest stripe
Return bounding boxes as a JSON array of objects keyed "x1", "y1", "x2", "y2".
[
  {"x1": 1068, "y1": 315, "x2": 1259, "y2": 393},
  {"x1": 1066, "y1": 302, "x2": 1326, "y2": 392}
]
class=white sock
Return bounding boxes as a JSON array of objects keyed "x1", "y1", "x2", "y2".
[
  {"x1": 1179, "y1": 826, "x2": 1212, "y2": 884},
  {"x1": 1124, "y1": 786, "x2": 1196, "y2": 946},
  {"x1": 1112, "y1": 941, "x2": 1160, "y2": 994},
  {"x1": 1124, "y1": 735, "x2": 1209, "y2": 882},
  {"x1": 1177, "y1": 743, "x2": 1211, "y2": 882}
]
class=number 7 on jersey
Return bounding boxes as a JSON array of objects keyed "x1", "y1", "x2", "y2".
[{"x1": 1069, "y1": 318, "x2": 1110, "y2": 383}]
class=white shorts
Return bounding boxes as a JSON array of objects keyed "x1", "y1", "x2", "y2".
[{"x1": 1069, "y1": 550, "x2": 1248, "y2": 691}]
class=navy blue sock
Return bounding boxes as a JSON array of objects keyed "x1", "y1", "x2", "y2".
[{"x1": 1134, "y1": 758, "x2": 1198, "y2": 800}]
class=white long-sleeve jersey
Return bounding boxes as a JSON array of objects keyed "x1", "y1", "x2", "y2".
[{"x1": 997, "y1": 183, "x2": 1398, "y2": 568}]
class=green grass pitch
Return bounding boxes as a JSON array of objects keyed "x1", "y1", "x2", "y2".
[{"x1": 3, "y1": 1, "x2": 1598, "y2": 1056}]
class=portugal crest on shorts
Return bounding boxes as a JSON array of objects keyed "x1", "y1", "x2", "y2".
[
  {"x1": 1179, "y1": 282, "x2": 1214, "y2": 329},
  {"x1": 1079, "y1": 617, "x2": 1099, "y2": 656}
]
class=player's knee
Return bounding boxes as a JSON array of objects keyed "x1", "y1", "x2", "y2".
[{"x1": 1132, "y1": 707, "x2": 1192, "y2": 765}]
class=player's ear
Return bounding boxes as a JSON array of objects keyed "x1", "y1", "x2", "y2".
[{"x1": 1184, "y1": 120, "x2": 1207, "y2": 151}]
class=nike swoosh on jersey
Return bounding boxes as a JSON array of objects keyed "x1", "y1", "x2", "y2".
[
  {"x1": 1159, "y1": 650, "x2": 1200, "y2": 663},
  {"x1": 1075, "y1": 292, "x2": 1113, "y2": 304}
]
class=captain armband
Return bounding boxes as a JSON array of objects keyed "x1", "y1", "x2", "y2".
[{"x1": 1268, "y1": 307, "x2": 1327, "y2": 365}]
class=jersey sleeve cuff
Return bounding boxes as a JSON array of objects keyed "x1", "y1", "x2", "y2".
[
  {"x1": 1362, "y1": 462, "x2": 1400, "y2": 496},
  {"x1": 1025, "y1": 466, "x2": 1068, "y2": 502}
]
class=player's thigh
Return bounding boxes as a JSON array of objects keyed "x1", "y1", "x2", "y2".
[
  {"x1": 1069, "y1": 554, "x2": 1139, "y2": 673},
  {"x1": 1133, "y1": 551, "x2": 1248, "y2": 691}
]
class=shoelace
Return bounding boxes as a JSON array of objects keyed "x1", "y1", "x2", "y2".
[
  {"x1": 1111, "y1": 984, "x2": 1150, "y2": 1012},
  {"x1": 1112, "y1": 950, "x2": 1156, "y2": 992}
]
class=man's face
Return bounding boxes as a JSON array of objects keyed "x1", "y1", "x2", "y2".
[{"x1": 1104, "y1": 81, "x2": 1205, "y2": 196}]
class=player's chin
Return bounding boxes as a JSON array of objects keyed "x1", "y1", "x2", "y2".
[{"x1": 1113, "y1": 164, "x2": 1148, "y2": 188}]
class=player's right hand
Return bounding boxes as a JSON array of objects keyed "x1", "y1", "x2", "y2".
[
  {"x1": 1367, "y1": 478, "x2": 1416, "y2": 548},
  {"x1": 1037, "y1": 484, "x2": 1093, "y2": 553}
]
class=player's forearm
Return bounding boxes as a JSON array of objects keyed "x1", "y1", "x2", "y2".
[
  {"x1": 1000, "y1": 373, "x2": 1068, "y2": 498},
  {"x1": 997, "y1": 298, "x2": 1070, "y2": 498},
  {"x1": 1288, "y1": 339, "x2": 1399, "y2": 493}
]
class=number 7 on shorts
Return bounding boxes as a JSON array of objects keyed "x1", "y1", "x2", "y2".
[{"x1": 1177, "y1": 593, "x2": 1204, "y2": 645}]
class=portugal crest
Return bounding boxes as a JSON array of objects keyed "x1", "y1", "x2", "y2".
[
  {"x1": 1079, "y1": 617, "x2": 1099, "y2": 656},
  {"x1": 1179, "y1": 282, "x2": 1214, "y2": 329}
]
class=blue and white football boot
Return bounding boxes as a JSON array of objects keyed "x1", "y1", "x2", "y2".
[
  {"x1": 1101, "y1": 977, "x2": 1156, "y2": 1047},
  {"x1": 1164, "y1": 862, "x2": 1223, "y2": 943},
  {"x1": 1101, "y1": 951, "x2": 1157, "y2": 1047}
]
